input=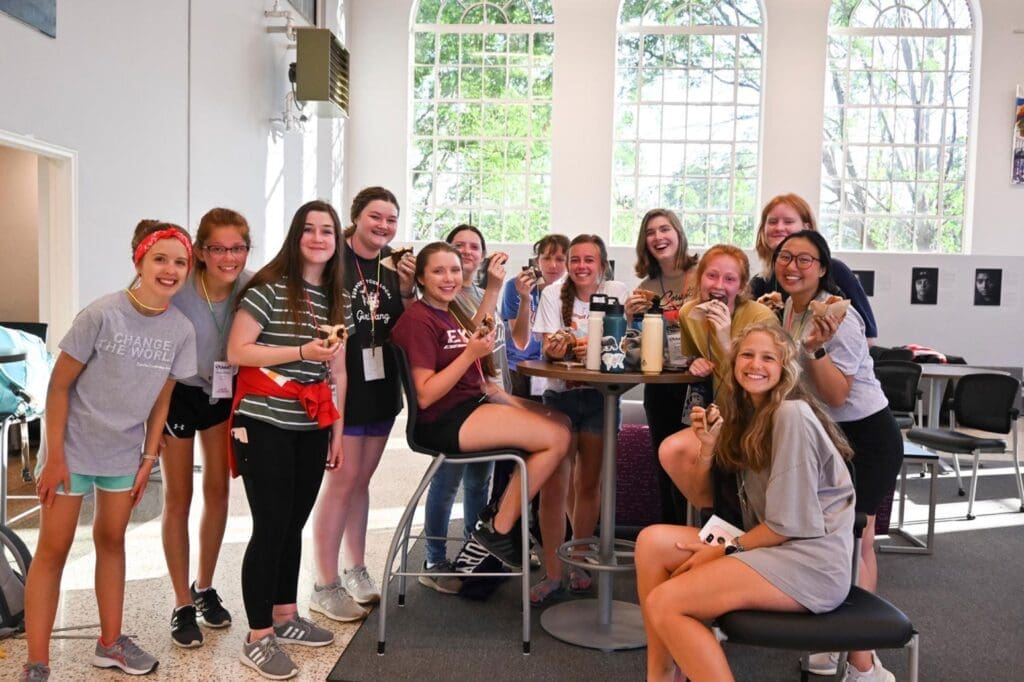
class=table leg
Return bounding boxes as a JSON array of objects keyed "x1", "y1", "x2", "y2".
[{"x1": 927, "y1": 377, "x2": 946, "y2": 429}]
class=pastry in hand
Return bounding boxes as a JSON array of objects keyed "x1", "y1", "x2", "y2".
[
  {"x1": 687, "y1": 299, "x2": 728, "y2": 322},
  {"x1": 808, "y1": 295, "x2": 850, "y2": 320},
  {"x1": 317, "y1": 323, "x2": 348, "y2": 348},
  {"x1": 633, "y1": 288, "x2": 657, "y2": 303},
  {"x1": 522, "y1": 264, "x2": 543, "y2": 282},
  {"x1": 478, "y1": 313, "x2": 496, "y2": 336},
  {"x1": 757, "y1": 291, "x2": 784, "y2": 312},
  {"x1": 704, "y1": 403, "x2": 723, "y2": 437},
  {"x1": 381, "y1": 246, "x2": 414, "y2": 271}
]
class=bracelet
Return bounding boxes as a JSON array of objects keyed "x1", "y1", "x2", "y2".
[
  {"x1": 298, "y1": 344, "x2": 305, "y2": 361},
  {"x1": 141, "y1": 453, "x2": 159, "y2": 463}
]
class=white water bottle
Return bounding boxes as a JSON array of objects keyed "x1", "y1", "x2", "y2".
[
  {"x1": 641, "y1": 303, "x2": 664, "y2": 374},
  {"x1": 585, "y1": 294, "x2": 608, "y2": 370}
]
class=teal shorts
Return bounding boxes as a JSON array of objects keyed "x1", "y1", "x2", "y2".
[{"x1": 57, "y1": 473, "x2": 136, "y2": 496}]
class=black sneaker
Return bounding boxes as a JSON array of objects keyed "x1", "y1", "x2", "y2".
[
  {"x1": 170, "y1": 605, "x2": 203, "y2": 648},
  {"x1": 470, "y1": 514, "x2": 523, "y2": 569},
  {"x1": 191, "y1": 582, "x2": 232, "y2": 628}
]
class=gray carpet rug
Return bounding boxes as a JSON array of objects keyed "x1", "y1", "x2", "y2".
[{"x1": 331, "y1": 470, "x2": 1024, "y2": 681}]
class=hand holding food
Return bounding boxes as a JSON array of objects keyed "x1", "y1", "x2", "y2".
[
  {"x1": 477, "y1": 313, "x2": 496, "y2": 336},
  {"x1": 808, "y1": 295, "x2": 849, "y2": 321},
  {"x1": 381, "y1": 246, "x2": 414, "y2": 272},
  {"x1": 317, "y1": 323, "x2": 348, "y2": 348},
  {"x1": 757, "y1": 291, "x2": 784, "y2": 313},
  {"x1": 545, "y1": 328, "x2": 574, "y2": 359}
]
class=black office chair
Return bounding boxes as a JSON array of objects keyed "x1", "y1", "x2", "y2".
[
  {"x1": 377, "y1": 344, "x2": 532, "y2": 654},
  {"x1": 873, "y1": 360, "x2": 923, "y2": 429},
  {"x1": 907, "y1": 373, "x2": 1021, "y2": 520},
  {"x1": 713, "y1": 513, "x2": 919, "y2": 681}
]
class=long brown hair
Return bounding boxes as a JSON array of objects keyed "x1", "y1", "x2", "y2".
[
  {"x1": 714, "y1": 323, "x2": 852, "y2": 473},
  {"x1": 561, "y1": 234, "x2": 610, "y2": 327},
  {"x1": 755, "y1": 193, "x2": 817, "y2": 274},
  {"x1": 237, "y1": 200, "x2": 345, "y2": 330},
  {"x1": 194, "y1": 208, "x2": 251, "y2": 272},
  {"x1": 414, "y1": 242, "x2": 497, "y2": 377},
  {"x1": 343, "y1": 186, "x2": 400, "y2": 239},
  {"x1": 633, "y1": 208, "x2": 698, "y2": 279}
]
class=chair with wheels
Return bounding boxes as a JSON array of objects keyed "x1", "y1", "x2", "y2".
[
  {"x1": 713, "y1": 513, "x2": 919, "y2": 681},
  {"x1": 873, "y1": 360, "x2": 922, "y2": 430},
  {"x1": 906, "y1": 373, "x2": 1021, "y2": 520},
  {"x1": 377, "y1": 344, "x2": 532, "y2": 655},
  {"x1": 0, "y1": 349, "x2": 46, "y2": 526}
]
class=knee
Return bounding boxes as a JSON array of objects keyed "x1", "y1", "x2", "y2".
[
  {"x1": 93, "y1": 525, "x2": 126, "y2": 554},
  {"x1": 163, "y1": 489, "x2": 193, "y2": 518}
]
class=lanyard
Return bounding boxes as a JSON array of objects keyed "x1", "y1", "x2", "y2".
[
  {"x1": 302, "y1": 287, "x2": 320, "y2": 336},
  {"x1": 350, "y1": 247, "x2": 382, "y2": 347},
  {"x1": 425, "y1": 304, "x2": 487, "y2": 392},
  {"x1": 199, "y1": 272, "x2": 235, "y2": 342},
  {"x1": 784, "y1": 304, "x2": 811, "y2": 341}
]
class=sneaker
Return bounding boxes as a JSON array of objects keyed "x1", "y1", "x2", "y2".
[
  {"x1": 19, "y1": 662, "x2": 49, "y2": 681},
  {"x1": 170, "y1": 605, "x2": 203, "y2": 648},
  {"x1": 191, "y1": 582, "x2": 232, "y2": 628},
  {"x1": 309, "y1": 580, "x2": 369, "y2": 622},
  {"x1": 273, "y1": 615, "x2": 335, "y2": 647},
  {"x1": 841, "y1": 653, "x2": 896, "y2": 682},
  {"x1": 342, "y1": 565, "x2": 381, "y2": 605},
  {"x1": 471, "y1": 513, "x2": 523, "y2": 569},
  {"x1": 807, "y1": 651, "x2": 840, "y2": 676},
  {"x1": 240, "y1": 634, "x2": 298, "y2": 680},
  {"x1": 418, "y1": 560, "x2": 463, "y2": 594},
  {"x1": 92, "y1": 634, "x2": 159, "y2": 675}
]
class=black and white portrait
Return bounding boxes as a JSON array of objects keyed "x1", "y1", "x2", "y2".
[
  {"x1": 973, "y1": 268, "x2": 1002, "y2": 306},
  {"x1": 910, "y1": 267, "x2": 938, "y2": 305},
  {"x1": 852, "y1": 270, "x2": 875, "y2": 297}
]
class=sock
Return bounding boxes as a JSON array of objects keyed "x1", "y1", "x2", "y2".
[
  {"x1": 98, "y1": 636, "x2": 117, "y2": 648},
  {"x1": 174, "y1": 604, "x2": 192, "y2": 613},
  {"x1": 193, "y1": 582, "x2": 211, "y2": 593}
]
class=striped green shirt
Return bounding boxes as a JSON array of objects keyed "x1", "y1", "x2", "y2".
[{"x1": 236, "y1": 280, "x2": 333, "y2": 430}]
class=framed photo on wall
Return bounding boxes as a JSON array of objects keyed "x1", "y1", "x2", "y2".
[
  {"x1": 910, "y1": 267, "x2": 938, "y2": 305},
  {"x1": 0, "y1": 0, "x2": 57, "y2": 37},
  {"x1": 973, "y1": 268, "x2": 1001, "y2": 306},
  {"x1": 852, "y1": 270, "x2": 875, "y2": 297}
]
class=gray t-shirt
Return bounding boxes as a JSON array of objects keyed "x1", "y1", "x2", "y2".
[
  {"x1": 732, "y1": 400, "x2": 855, "y2": 614},
  {"x1": 52, "y1": 292, "x2": 197, "y2": 476},
  {"x1": 171, "y1": 270, "x2": 253, "y2": 395}
]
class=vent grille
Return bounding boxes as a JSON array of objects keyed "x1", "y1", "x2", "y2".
[{"x1": 296, "y1": 28, "x2": 349, "y2": 118}]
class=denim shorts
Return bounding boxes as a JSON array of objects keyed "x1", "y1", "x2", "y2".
[
  {"x1": 542, "y1": 388, "x2": 605, "y2": 434},
  {"x1": 57, "y1": 473, "x2": 137, "y2": 496},
  {"x1": 343, "y1": 418, "x2": 396, "y2": 437}
]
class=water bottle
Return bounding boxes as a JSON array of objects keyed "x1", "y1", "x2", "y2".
[
  {"x1": 601, "y1": 298, "x2": 626, "y2": 373},
  {"x1": 585, "y1": 294, "x2": 608, "y2": 371},
  {"x1": 641, "y1": 299, "x2": 664, "y2": 374}
]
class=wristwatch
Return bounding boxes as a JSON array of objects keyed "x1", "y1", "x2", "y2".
[
  {"x1": 724, "y1": 538, "x2": 745, "y2": 555},
  {"x1": 805, "y1": 345, "x2": 827, "y2": 361}
]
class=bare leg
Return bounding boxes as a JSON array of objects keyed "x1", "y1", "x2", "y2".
[
  {"x1": 538, "y1": 458, "x2": 570, "y2": 581},
  {"x1": 571, "y1": 432, "x2": 602, "y2": 543},
  {"x1": 458, "y1": 404, "x2": 571, "y2": 534},
  {"x1": 93, "y1": 489, "x2": 137, "y2": 645},
  {"x1": 847, "y1": 515, "x2": 879, "y2": 672},
  {"x1": 658, "y1": 428, "x2": 713, "y2": 509},
  {"x1": 161, "y1": 434, "x2": 196, "y2": 607},
  {"x1": 24, "y1": 495, "x2": 83, "y2": 664},
  {"x1": 341, "y1": 435, "x2": 388, "y2": 569},
  {"x1": 196, "y1": 422, "x2": 231, "y2": 590}
]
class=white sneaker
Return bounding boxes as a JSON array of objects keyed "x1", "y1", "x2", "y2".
[
  {"x1": 808, "y1": 651, "x2": 840, "y2": 676},
  {"x1": 841, "y1": 653, "x2": 895, "y2": 682},
  {"x1": 343, "y1": 565, "x2": 380, "y2": 605}
]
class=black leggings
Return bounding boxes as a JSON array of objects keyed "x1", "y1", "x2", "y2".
[
  {"x1": 233, "y1": 414, "x2": 329, "y2": 629},
  {"x1": 643, "y1": 383, "x2": 689, "y2": 525},
  {"x1": 839, "y1": 407, "x2": 903, "y2": 514}
]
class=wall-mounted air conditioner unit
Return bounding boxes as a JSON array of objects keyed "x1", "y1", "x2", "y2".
[{"x1": 295, "y1": 28, "x2": 350, "y2": 118}]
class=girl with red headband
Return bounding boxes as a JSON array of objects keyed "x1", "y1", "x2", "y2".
[
  {"x1": 226, "y1": 200, "x2": 346, "y2": 680},
  {"x1": 160, "y1": 208, "x2": 254, "y2": 649},
  {"x1": 22, "y1": 221, "x2": 198, "y2": 681}
]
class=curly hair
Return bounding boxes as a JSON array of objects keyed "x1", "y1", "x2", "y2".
[
  {"x1": 714, "y1": 322, "x2": 852, "y2": 473},
  {"x1": 560, "y1": 235, "x2": 610, "y2": 326}
]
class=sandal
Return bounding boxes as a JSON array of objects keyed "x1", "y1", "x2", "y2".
[
  {"x1": 568, "y1": 566, "x2": 592, "y2": 593},
  {"x1": 529, "y1": 577, "x2": 565, "y2": 606}
]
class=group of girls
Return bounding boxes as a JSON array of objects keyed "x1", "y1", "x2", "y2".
[{"x1": 642, "y1": 194, "x2": 902, "y2": 682}]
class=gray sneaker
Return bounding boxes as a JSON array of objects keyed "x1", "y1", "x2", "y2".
[
  {"x1": 20, "y1": 662, "x2": 50, "y2": 681},
  {"x1": 92, "y1": 634, "x2": 159, "y2": 675},
  {"x1": 309, "y1": 580, "x2": 369, "y2": 622},
  {"x1": 273, "y1": 615, "x2": 335, "y2": 647},
  {"x1": 343, "y1": 565, "x2": 380, "y2": 604},
  {"x1": 240, "y1": 634, "x2": 297, "y2": 680},
  {"x1": 418, "y1": 560, "x2": 462, "y2": 594}
]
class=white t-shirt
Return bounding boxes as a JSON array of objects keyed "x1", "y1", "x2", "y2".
[{"x1": 532, "y1": 279, "x2": 629, "y2": 393}]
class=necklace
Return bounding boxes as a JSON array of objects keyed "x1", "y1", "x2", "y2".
[
  {"x1": 199, "y1": 272, "x2": 234, "y2": 338},
  {"x1": 125, "y1": 288, "x2": 168, "y2": 314}
]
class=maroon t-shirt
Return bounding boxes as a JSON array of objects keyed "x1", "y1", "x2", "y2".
[{"x1": 390, "y1": 300, "x2": 485, "y2": 424}]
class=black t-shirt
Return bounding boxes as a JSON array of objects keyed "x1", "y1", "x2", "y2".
[{"x1": 342, "y1": 242, "x2": 405, "y2": 425}]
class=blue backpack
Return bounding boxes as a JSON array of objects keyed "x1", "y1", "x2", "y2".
[{"x1": 0, "y1": 326, "x2": 53, "y2": 418}]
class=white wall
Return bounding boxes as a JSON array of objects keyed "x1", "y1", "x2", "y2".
[
  {"x1": 345, "y1": 0, "x2": 1023, "y2": 365},
  {"x1": 0, "y1": 0, "x2": 349, "y2": 328},
  {"x1": 0, "y1": 146, "x2": 39, "y2": 321}
]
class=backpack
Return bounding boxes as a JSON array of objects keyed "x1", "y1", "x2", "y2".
[
  {"x1": 0, "y1": 527, "x2": 30, "y2": 638},
  {"x1": 0, "y1": 326, "x2": 53, "y2": 418}
]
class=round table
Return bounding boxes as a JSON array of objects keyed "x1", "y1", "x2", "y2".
[{"x1": 515, "y1": 360, "x2": 700, "y2": 651}]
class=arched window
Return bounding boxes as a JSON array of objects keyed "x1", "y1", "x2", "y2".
[
  {"x1": 613, "y1": 1, "x2": 764, "y2": 246},
  {"x1": 821, "y1": 0, "x2": 975, "y2": 252},
  {"x1": 410, "y1": 0, "x2": 554, "y2": 242}
]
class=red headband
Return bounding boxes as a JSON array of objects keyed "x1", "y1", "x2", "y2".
[{"x1": 133, "y1": 228, "x2": 193, "y2": 269}]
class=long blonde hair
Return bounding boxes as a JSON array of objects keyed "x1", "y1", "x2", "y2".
[{"x1": 714, "y1": 322, "x2": 852, "y2": 472}]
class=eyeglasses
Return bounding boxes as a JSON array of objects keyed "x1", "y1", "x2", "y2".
[
  {"x1": 776, "y1": 251, "x2": 820, "y2": 270},
  {"x1": 202, "y1": 245, "x2": 250, "y2": 256}
]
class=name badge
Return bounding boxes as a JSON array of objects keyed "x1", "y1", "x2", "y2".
[
  {"x1": 362, "y1": 346, "x2": 385, "y2": 382},
  {"x1": 211, "y1": 361, "x2": 234, "y2": 399}
]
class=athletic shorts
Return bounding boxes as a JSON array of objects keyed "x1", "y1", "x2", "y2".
[
  {"x1": 542, "y1": 388, "x2": 605, "y2": 434},
  {"x1": 343, "y1": 419, "x2": 396, "y2": 437},
  {"x1": 165, "y1": 383, "x2": 232, "y2": 439},
  {"x1": 57, "y1": 473, "x2": 136, "y2": 496},
  {"x1": 413, "y1": 396, "x2": 487, "y2": 454}
]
